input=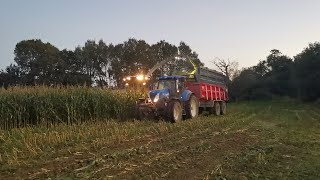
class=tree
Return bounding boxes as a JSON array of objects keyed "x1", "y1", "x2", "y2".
[
  {"x1": 76, "y1": 40, "x2": 100, "y2": 85},
  {"x1": 176, "y1": 42, "x2": 203, "y2": 74},
  {"x1": 253, "y1": 60, "x2": 268, "y2": 77},
  {"x1": 59, "y1": 49, "x2": 88, "y2": 85},
  {"x1": 0, "y1": 71, "x2": 11, "y2": 88},
  {"x1": 294, "y1": 42, "x2": 320, "y2": 101},
  {"x1": 108, "y1": 40, "x2": 204, "y2": 86},
  {"x1": 14, "y1": 39, "x2": 63, "y2": 85},
  {"x1": 4, "y1": 64, "x2": 20, "y2": 86},
  {"x1": 230, "y1": 68, "x2": 271, "y2": 101},
  {"x1": 150, "y1": 40, "x2": 178, "y2": 76},
  {"x1": 229, "y1": 49, "x2": 293, "y2": 100},
  {"x1": 266, "y1": 49, "x2": 292, "y2": 73},
  {"x1": 95, "y1": 40, "x2": 113, "y2": 87},
  {"x1": 74, "y1": 39, "x2": 113, "y2": 86},
  {"x1": 264, "y1": 49, "x2": 293, "y2": 96},
  {"x1": 109, "y1": 38, "x2": 154, "y2": 86},
  {"x1": 212, "y1": 58, "x2": 239, "y2": 85}
]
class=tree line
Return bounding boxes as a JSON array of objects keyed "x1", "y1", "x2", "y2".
[
  {"x1": 1, "y1": 38, "x2": 319, "y2": 101},
  {"x1": 229, "y1": 42, "x2": 320, "y2": 101},
  {"x1": 0, "y1": 39, "x2": 202, "y2": 87}
]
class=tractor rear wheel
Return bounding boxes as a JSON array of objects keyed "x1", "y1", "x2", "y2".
[{"x1": 185, "y1": 95, "x2": 199, "y2": 119}]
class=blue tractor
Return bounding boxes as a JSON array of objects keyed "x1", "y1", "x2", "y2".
[{"x1": 135, "y1": 75, "x2": 199, "y2": 122}]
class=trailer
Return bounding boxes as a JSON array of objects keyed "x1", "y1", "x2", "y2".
[{"x1": 186, "y1": 67, "x2": 228, "y2": 115}]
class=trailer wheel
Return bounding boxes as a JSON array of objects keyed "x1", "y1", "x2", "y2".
[
  {"x1": 214, "y1": 102, "x2": 221, "y2": 116},
  {"x1": 220, "y1": 101, "x2": 227, "y2": 115},
  {"x1": 185, "y1": 95, "x2": 199, "y2": 119},
  {"x1": 166, "y1": 100, "x2": 182, "y2": 123}
]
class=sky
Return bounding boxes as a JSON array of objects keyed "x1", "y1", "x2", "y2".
[{"x1": 0, "y1": 0, "x2": 320, "y2": 70}]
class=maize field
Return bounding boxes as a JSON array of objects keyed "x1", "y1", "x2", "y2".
[
  {"x1": 0, "y1": 86, "x2": 145, "y2": 130},
  {"x1": 0, "y1": 100, "x2": 320, "y2": 179}
]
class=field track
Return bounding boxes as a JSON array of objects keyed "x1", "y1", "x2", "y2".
[{"x1": 1, "y1": 100, "x2": 320, "y2": 179}]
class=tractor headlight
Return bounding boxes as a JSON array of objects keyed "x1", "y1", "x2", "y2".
[{"x1": 153, "y1": 93, "x2": 159, "y2": 103}]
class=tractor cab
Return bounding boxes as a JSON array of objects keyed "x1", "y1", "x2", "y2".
[
  {"x1": 155, "y1": 76, "x2": 185, "y2": 90},
  {"x1": 149, "y1": 76, "x2": 185, "y2": 102}
]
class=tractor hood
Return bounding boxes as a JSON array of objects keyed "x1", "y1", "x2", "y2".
[{"x1": 149, "y1": 88, "x2": 170, "y2": 103}]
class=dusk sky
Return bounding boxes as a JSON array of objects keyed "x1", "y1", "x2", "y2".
[{"x1": 1, "y1": 0, "x2": 319, "y2": 70}]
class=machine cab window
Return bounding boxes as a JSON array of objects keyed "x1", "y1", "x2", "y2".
[
  {"x1": 177, "y1": 78, "x2": 184, "y2": 89},
  {"x1": 156, "y1": 79, "x2": 176, "y2": 91}
]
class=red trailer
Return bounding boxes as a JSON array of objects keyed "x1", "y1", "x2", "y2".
[{"x1": 185, "y1": 67, "x2": 228, "y2": 115}]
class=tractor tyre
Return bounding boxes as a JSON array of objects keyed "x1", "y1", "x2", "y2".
[
  {"x1": 220, "y1": 101, "x2": 227, "y2": 115},
  {"x1": 166, "y1": 100, "x2": 182, "y2": 123},
  {"x1": 185, "y1": 95, "x2": 199, "y2": 119},
  {"x1": 214, "y1": 102, "x2": 221, "y2": 116}
]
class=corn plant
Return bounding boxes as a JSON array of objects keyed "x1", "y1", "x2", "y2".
[{"x1": 0, "y1": 86, "x2": 146, "y2": 130}]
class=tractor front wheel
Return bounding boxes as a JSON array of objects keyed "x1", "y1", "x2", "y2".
[{"x1": 166, "y1": 100, "x2": 182, "y2": 123}]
